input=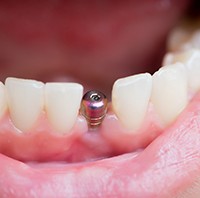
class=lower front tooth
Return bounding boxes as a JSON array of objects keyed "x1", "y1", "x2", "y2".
[
  {"x1": 45, "y1": 83, "x2": 83, "y2": 133},
  {"x1": 112, "y1": 73, "x2": 152, "y2": 132},
  {"x1": 151, "y1": 62, "x2": 188, "y2": 126},
  {"x1": 5, "y1": 77, "x2": 44, "y2": 132}
]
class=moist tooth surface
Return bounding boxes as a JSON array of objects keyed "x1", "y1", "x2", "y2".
[
  {"x1": 163, "y1": 49, "x2": 200, "y2": 93},
  {"x1": 45, "y1": 82, "x2": 83, "y2": 133},
  {"x1": 5, "y1": 77, "x2": 44, "y2": 132},
  {"x1": 112, "y1": 73, "x2": 152, "y2": 132},
  {"x1": 151, "y1": 62, "x2": 188, "y2": 126}
]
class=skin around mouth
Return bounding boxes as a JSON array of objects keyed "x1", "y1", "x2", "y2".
[{"x1": 0, "y1": 0, "x2": 199, "y2": 197}]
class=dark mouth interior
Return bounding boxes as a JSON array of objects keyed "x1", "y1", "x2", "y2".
[
  {"x1": 0, "y1": 0, "x2": 197, "y2": 165},
  {"x1": 0, "y1": 1, "x2": 193, "y2": 96}
]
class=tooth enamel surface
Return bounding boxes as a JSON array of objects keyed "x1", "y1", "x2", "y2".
[
  {"x1": 151, "y1": 63, "x2": 188, "y2": 126},
  {"x1": 5, "y1": 77, "x2": 44, "y2": 132},
  {"x1": 112, "y1": 73, "x2": 152, "y2": 132},
  {"x1": 186, "y1": 30, "x2": 200, "y2": 50},
  {"x1": 163, "y1": 49, "x2": 200, "y2": 93},
  {"x1": 162, "y1": 52, "x2": 174, "y2": 66},
  {"x1": 45, "y1": 83, "x2": 83, "y2": 133},
  {"x1": 167, "y1": 27, "x2": 191, "y2": 52},
  {"x1": 0, "y1": 82, "x2": 7, "y2": 118},
  {"x1": 167, "y1": 26, "x2": 200, "y2": 52}
]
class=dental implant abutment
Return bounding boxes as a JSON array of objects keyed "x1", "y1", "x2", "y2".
[{"x1": 80, "y1": 90, "x2": 108, "y2": 129}]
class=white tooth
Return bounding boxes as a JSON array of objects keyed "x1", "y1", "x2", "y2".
[
  {"x1": 112, "y1": 73, "x2": 152, "y2": 132},
  {"x1": 167, "y1": 27, "x2": 191, "y2": 52},
  {"x1": 162, "y1": 52, "x2": 174, "y2": 66},
  {"x1": 45, "y1": 83, "x2": 83, "y2": 133},
  {"x1": 151, "y1": 63, "x2": 188, "y2": 126},
  {"x1": 167, "y1": 27, "x2": 200, "y2": 52},
  {"x1": 163, "y1": 49, "x2": 200, "y2": 93},
  {"x1": 189, "y1": 30, "x2": 200, "y2": 49},
  {"x1": 0, "y1": 82, "x2": 7, "y2": 118},
  {"x1": 5, "y1": 77, "x2": 44, "y2": 132}
]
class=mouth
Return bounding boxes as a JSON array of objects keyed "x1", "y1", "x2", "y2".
[{"x1": 0, "y1": 0, "x2": 200, "y2": 197}]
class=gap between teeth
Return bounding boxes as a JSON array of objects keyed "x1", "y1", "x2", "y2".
[{"x1": 0, "y1": 26, "x2": 200, "y2": 134}]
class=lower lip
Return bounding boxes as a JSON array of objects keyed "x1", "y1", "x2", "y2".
[{"x1": 1, "y1": 93, "x2": 200, "y2": 197}]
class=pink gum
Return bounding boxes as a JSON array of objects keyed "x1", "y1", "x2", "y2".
[
  {"x1": 1, "y1": 93, "x2": 200, "y2": 197},
  {"x1": 0, "y1": 100, "x2": 164, "y2": 162}
]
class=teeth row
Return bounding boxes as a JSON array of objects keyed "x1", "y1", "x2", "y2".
[
  {"x1": 0, "y1": 49, "x2": 199, "y2": 134},
  {"x1": 112, "y1": 50, "x2": 200, "y2": 131},
  {"x1": 0, "y1": 30, "x2": 200, "y2": 133},
  {"x1": 112, "y1": 26, "x2": 200, "y2": 131},
  {"x1": 5, "y1": 78, "x2": 83, "y2": 133}
]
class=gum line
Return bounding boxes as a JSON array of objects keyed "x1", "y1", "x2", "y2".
[
  {"x1": 0, "y1": 100, "x2": 163, "y2": 162},
  {"x1": 1, "y1": 26, "x2": 200, "y2": 162}
]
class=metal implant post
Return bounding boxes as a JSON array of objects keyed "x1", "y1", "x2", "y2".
[{"x1": 80, "y1": 90, "x2": 108, "y2": 128}]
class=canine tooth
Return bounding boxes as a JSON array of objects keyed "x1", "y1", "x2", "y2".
[
  {"x1": 0, "y1": 82, "x2": 7, "y2": 118},
  {"x1": 45, "y1": 83, "x2": 83, "y2": 133},
  {"x1": 151, "y1": 63, "x2": 188, "y2": 126},
  {"x1": 112, "y1": 73, "x2": 152, "y2": 132},
  {"x1": 5, "y1": 77, "x2": 44, "y2": 132},
  {"x1": 163, "y1": 49, "x2": 200, "y2": 93}
]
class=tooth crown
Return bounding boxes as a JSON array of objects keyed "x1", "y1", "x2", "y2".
[
  {"x1": 45, "y1": 82, "x2": 83, "y2": 133},
  {"x1": 151, "y1": 63, "x2": 188, "y2": 126},
  {"x1": 112, "y1": 73, "x2": 152, "y2": 132},
  {"x1": 163, "y1": 49, "x2": 200, "y2": 93},
  {"x1": 5, "y1": 77, "x2": 44, "y2": 132}
]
